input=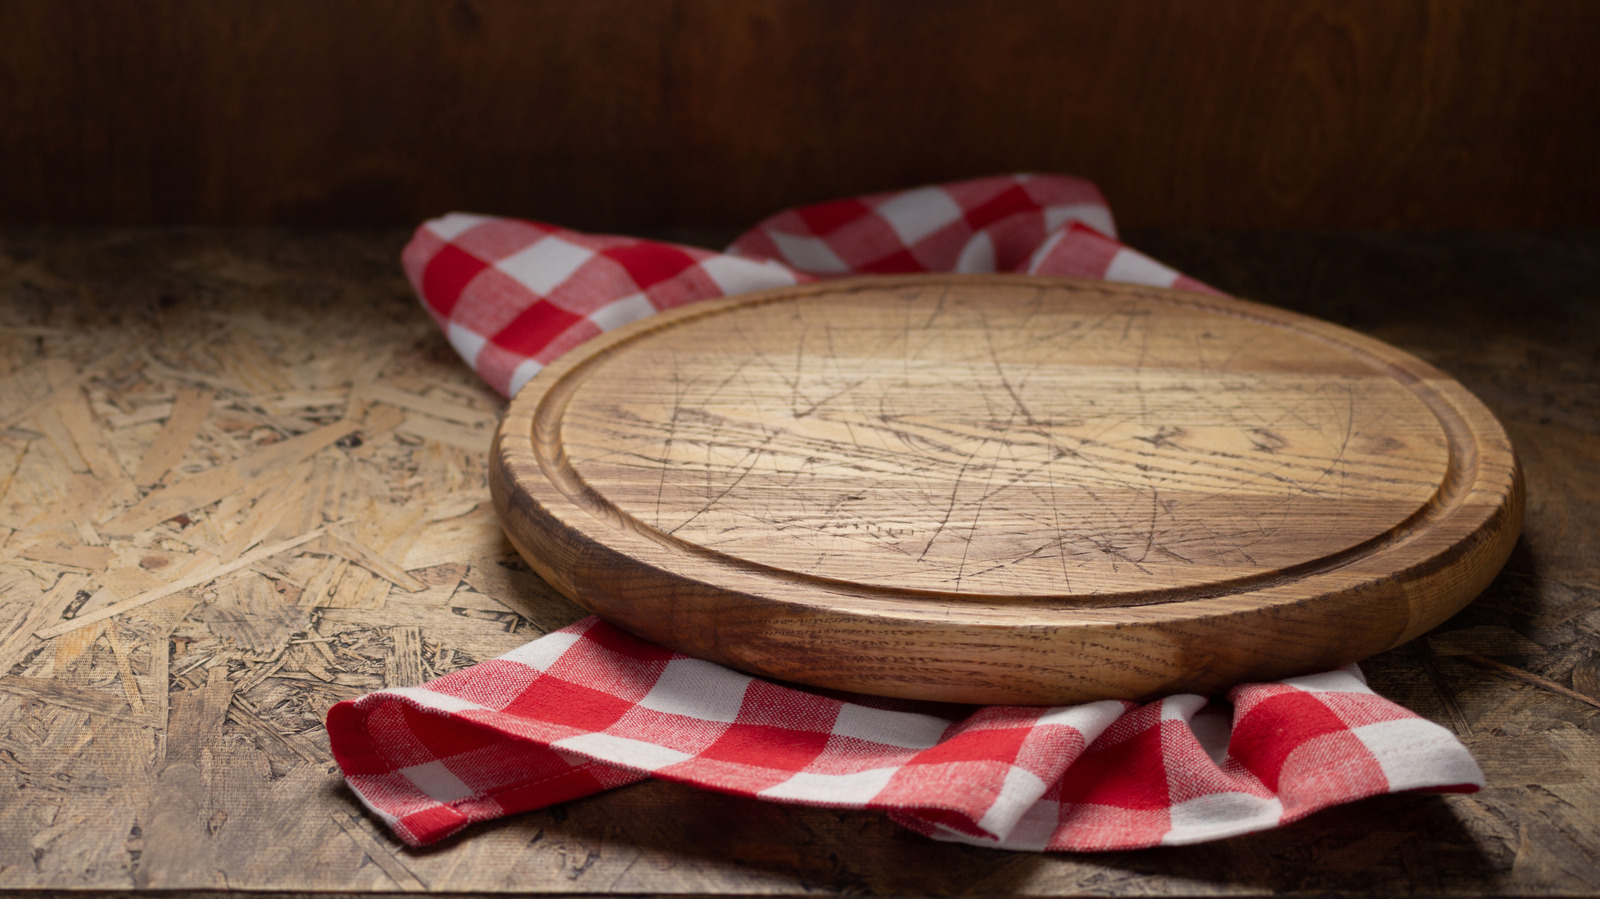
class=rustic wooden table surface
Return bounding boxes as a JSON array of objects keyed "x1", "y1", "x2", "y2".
[{"x1": 0, "y1": 228, "x2": 1595, "y2": 896}]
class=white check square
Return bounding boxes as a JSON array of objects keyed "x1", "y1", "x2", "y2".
[
  {"x1": 553, "y1": 732, "x2": 693, "y2": 772},
  {"x1": 446, "y1": 322, "x2": 488, "y2": 367},
  {"x1": 874, "y1": 187, "x2": 964, "y2": 246},
  {"x1": 831, "y1": 704, "x2": 948, "y2": 749},
  {"x1": 760, "y1": 767, "x2": 898, "y2": 802},
  {"x1": 955, "y1": 232, "x2": 995, "y2": 272},
  {"x1": 1163, "y1": 792, "x2": 1284, "y2": 844},
  {"x1": 1105, "y1": 248, "x2": 1180, "y2": 288},
  {"x1": 501, "y1": 630, "x2": 582, "y2": 672},
  {"x1": 400, "y1": 759, "x2": 477, "y2": 803},
  {"x1": 636, "y1": 657, "x2": 750, "y2": 723},
  {"x1": 507, "y1": 357, "x2": 544, "y2": 396},
  {"x1": 428, "y1": 212, "x2": 495, "y2": 240},
  {"x1": 1044, "y1": 202, "x2": 1115, "y2": 235},
  {"x1": 387, "y1": 686, "x2": 487, "y2": 714},
  {"x1": 589, "y1": 293, "x2": 657, "y2": 332},
  {"x1": 699, "y1": 255, "x2": 801, "y2": 294},
  {"x1": 496, "y1": 236, "x2": 596, "y2": 295},
  {"x1": 975, "y1": 765, "x2": 1048, "y2": 836},
  {"x1": 769, "y1": 231, "x2": 850, "y2": 274},
  {"x1": 1352, "y1": 719, "x2": 1484, "y2": 790}
]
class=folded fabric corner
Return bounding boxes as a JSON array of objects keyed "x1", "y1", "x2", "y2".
[{"x1": 327, "y1": 618, "x2": 1482, "y2": 852}]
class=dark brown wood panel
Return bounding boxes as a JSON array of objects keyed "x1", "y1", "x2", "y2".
[{"x1": 1, "y1": 0, "x2": 1597, "y2": 229}]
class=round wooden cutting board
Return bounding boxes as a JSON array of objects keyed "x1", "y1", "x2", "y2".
[{"x1": 490, "y1": 275, "x2": 1522, "y2": 704}]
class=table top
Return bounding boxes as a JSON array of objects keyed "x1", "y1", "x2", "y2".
[{"x1": 0, "y1": 227, "x2": 1595, "y2": 896}]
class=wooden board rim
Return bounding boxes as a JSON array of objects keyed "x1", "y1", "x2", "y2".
[{"x1": 491, "y1": 275, "x2": 1523, "y2": 703}]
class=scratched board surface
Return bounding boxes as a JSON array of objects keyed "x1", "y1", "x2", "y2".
[
  {"x1": 494, "y1": 276, "x2": 1521, "y2": 703},
  {"x1": 565, "y1": 285, "x2": 1448, "y2": 595}
]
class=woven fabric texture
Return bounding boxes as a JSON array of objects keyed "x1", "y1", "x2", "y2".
[{"x1": 331, "y1": 174, "x2": 1482, "y2": 851}]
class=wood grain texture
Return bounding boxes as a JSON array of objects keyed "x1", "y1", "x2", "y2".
[
  {"x1": 492, "y1": 276, "x2": 1522, "y2": 703},
  {"x1": 0, "y1": 0, "x2": 1596, "y2": 229},
  {"x1": 0, "y1": 228, "x2": 1596, "y2": 895}
]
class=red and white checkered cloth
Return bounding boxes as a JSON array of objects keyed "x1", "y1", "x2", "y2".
[
  {"x1": 330, "y1": 174, "x2": 1483, "y2": 851},
  {"x1": 398, "y1": 174, "x2": 1215, "y2": 396}
]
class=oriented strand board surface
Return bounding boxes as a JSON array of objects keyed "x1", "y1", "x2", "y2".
[
  {"x1": 0, "y1": 229, "x2": 1596, "y2": 895},
  {"x1": 495, "y1": 277, "x2": 1520, "y2": 702}
]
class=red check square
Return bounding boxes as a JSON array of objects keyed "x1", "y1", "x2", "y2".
[
  {"x1": 501, "y1": 677, "x2": 637, "y2": 733},
  {"x1": 699, "y1": 722, "x2": 831, "y2": 770},
  {"x1": 421, "y1": 244, "x2": 490, "y2": 317}
]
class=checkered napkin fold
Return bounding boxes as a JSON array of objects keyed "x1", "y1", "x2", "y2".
[{"x1": 327, "y1": 175, "x2": 1483, "y2": 851}]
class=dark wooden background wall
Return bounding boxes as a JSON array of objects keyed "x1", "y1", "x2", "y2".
[{"x1": 2, "y1": 0, "x2": 1595, "y2": 231}]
